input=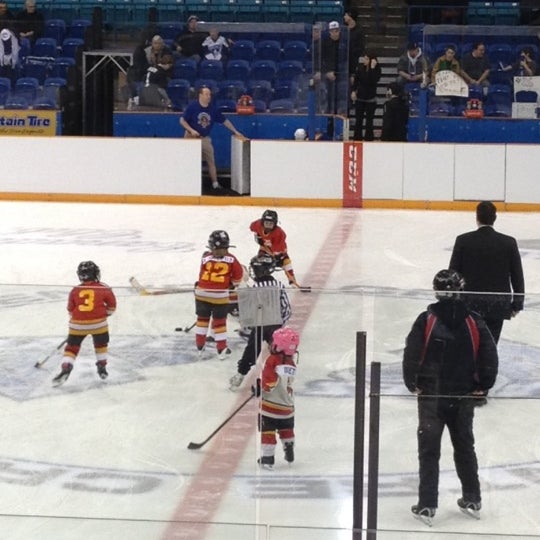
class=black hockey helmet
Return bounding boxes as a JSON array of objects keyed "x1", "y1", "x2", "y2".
[
  {"x1": 250, "y1": 254, "x2": 276, "y2": 279},
  {"x1": 433, "y1": 269, "x2": 464, "y2": 299},
  {"x1": 261, "y1": 209, "x2": 278, "y2": 225},
  {"x1": 77, "y1": 260, "x2": 100, "y2": 282},
  {"x1": 208, "y1": 230, "x2": 231, "y2": 250}
]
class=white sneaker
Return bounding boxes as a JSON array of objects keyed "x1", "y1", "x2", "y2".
[{"x1": 229, "y1": 373, "x2": 244, "y2": 390}]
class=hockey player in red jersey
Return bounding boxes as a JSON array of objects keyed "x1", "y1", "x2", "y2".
[
  {"x1": 256, "y1": 326, "x2": 299, "y2": 469},
  {"x1": 52, "y1": 261, "x2": 117, "y2": 386},
  {"x1": 195, "y1": 230, "x2": 244, "y2": 359},
  {"x1": 249, "y1": 209, "x2": 300, "y2": 288}
]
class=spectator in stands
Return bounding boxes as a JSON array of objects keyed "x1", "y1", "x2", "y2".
[
  {"x1": 396, "y1": 41, "x2": 429, "y2": 88},
  {"x1": 145, "y1": 34, "x2": 172, "y2": 67},
  {"x1": 0, "y1": 26, "x2": 19, "y2": 82},
  {"x1": 431, "y1": 45, "x2": 460, "y2": 84},
  {"x1": 501, "y1": 47, "x2": 537, "y2": 77},
  {"x1": 202, "y1": 27, "x2": 232, "y2": 62},
  {"x1": 381, "y1": 82, "x2": 409, "y2": 142},
  {"x1": 0, "y1": 2, "x2": 16, "y2": 32},
  {"x1": 460, "y1": 42, "x2": 490, "y2": 94},
  {"x1": 319, "y1": 21, "x2": 347, "y2": 114},
  {"x1": 124, "y1": 29, "x2": 151, "y2": 105},
  {"x1": 343, "y1": 8, "x2": 364, "y2": 81},
  {"x1": 179, "y1": 86, "x2": 245, "y2": 193},
  {"x1": 174, "y1": 15, "x2": 206, "y2": 62},
  {"x1": 15, "y1": 0, "x2": 43, "y2": 45},
  {"x1": 351, "y1": 50, "x2": 381, "y2": 141},
  {"x1": 140, "y1": 53, "x2": 174, "y2": 108}
]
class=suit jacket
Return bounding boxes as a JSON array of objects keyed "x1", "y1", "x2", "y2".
[{"x1": 449, "y1": 225, "x2": 525, "y2": 319}]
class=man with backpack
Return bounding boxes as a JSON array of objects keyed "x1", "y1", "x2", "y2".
[{"x1": 402, "y1": 269, "x2": 498, "y2": 526}]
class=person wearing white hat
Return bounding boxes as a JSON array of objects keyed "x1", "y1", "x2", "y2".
[
  {"x1": 0, "y1": 26, "x2": 19, "y2": 82},
  {"x1": 320, "y1": 21, "x2": 345, "y2": 114},
  {"x1": 294, "y1": 128, "x2": 307, "y2": 140}
]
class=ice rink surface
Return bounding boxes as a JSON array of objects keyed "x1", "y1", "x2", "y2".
[{"x1": 0, "y1": 201, "x2": 539, "y2": 539}]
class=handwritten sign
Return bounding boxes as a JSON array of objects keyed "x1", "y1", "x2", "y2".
[
  {"x1": 513, "y1": 76, "x2": 540, "y2": 100},
  {"x1": 435, "y1": 71, "x2": 469, "y2": 97}
]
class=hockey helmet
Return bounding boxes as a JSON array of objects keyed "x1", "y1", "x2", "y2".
[
  {"x1": 433, "y1": 269, "x2": 464, "y2": 299},
  {"x1": 250, "y1": 254, "x2": 276, "y2": 279},
  {"x1": 77, "y1": 260, "x2": 100, "y2": 282},
  {"x1": 261, "y1": 209, "x2": 278, "y2": 227},
  {"x1": 272, "y1": 327, "x2": 300, "y2": 355},
  {"x1": 208, "y1": 230, "x2": 231, "y2": 250}
]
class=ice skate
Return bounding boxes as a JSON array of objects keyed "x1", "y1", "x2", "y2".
[
  {"x1": 52, "y1": 363, "x2": 73, "y2": 387},
  {"x1": 96, "y1": 361, "x2": 108, "y2": 380},
  {"x1": 257, "y1": 456, "x2": 274, "y2": 470},
  {"x1": 229, "y1": 372, "x2": 244, "y2": 390},
  {"x1": 411, "y1": 505, "x2": 436, "y2": 527},
  {"x1": 457, "y1": 498, "x2": 481, "y2": 520},
  {"x1": 283, "y1": 442, "x2": 294, "y2": 463},
  {"x1": 217, "y1": 347, "x2": 231, "y2": 361},
  {"x1": 197, "y1": 346, "x2": 205, "y2": 360}
]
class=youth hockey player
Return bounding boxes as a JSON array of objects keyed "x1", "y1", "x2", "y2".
[
  {"x1": 249, "y1": 209, "x2": 299, "y2": 288},
  {"x1": 255, "y1": 326, "x2": 299, "y2": 469},
  {"x1": 195, "y1": 230, "x2": 244, "y2": 359},
  {"x1": 229, "y1": 254, "x2": 291, "y2": 390},
  {"x1": 403, "y1": 269, "x2": 498, "y2": 525},
  {"x1": 52, "y1": 261, "x2": 117, "y2": 386}
]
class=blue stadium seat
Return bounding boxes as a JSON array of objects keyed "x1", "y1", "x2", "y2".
[
  {"x1": 69, "y1": 19, "x2": 92, "y2": 39},
  {"x1": 19, "y1": 37, "x2": 31, "y2": 63},
  {"x1": 269, "y1": 98, "x2": 295, "y2": 113},
  {"x1": 198, "y1": 59, "x2": 224, "y2": 81},
  {"x1": 230, "y1": 40, "x2": 256, "y2": 61},
  {"x1": 225, "y1": 59, "x2": 250, "y2": 83},
  {"x1": 247, "y1": 79, "x2": 273, "y2": 105},
  {"x1": 276, "y1": 60, "x2": 303, "y2": 81},
  {"x1": 428, "y1": 97, "x2": 453, "y2": 116},
  {"x1": 51, "y1": 56, "x2": 75, "y2": 78},
  {"x1": 194, "y1": 78, "x2": 219, "y2": 94},
  {"x1": 173, "y1": 58, "x2": 197, "y2": 83},
  {"x1": 236, "y1": 0, "x2": 263, "y2": 22},
  {"x1": 484, "y1": 91, "x2": 512, "y2": 117},
  {"x1": 253, "y1": 98, "x2": 267, "y2": 112},
  {"x1": 157, "y1": 21, "x2": 184, "y2": 41},
  {"x1": 32, "y1": 37, "x2": 58, "y2": 58},
  {"x1": 313, "y1": 0, "x2": 342, "y2": 21},
  {"x1": 487, "y1": 83, "x2": 512, "y2": 98},
  {"x1": 0, "y1": 77, "x2": 11, "y2": 107},
  {"x1": 273, "y1": 79, "x2": 299, "y2": 101},
  {"x1": 22, "y1": 60, "x2": 50, "y2": 84},
  {"x1": 487, "y1": 43, "x2": 513, "y2": 65},
  {"x1": 468, "y1": 84, "x2": 484, "y2": 100},
  {"x1": 43, "y1": 19, "x2": 67, "y2": 44},
  {"x1": 43, "y1": 77, "x2": 67, "y2": 106},
  {"x1": 249, "y1": 59, "x2": 277, "y2": 82},
  {"x1": 14, "y1": 77, "x2": 40, "y2": 102},
  {"x1": 264, "y1": 0, "x2": 290, "y2": 22},
  {"x1": 61, "y1": 38, "x2": 84, "y2": 59},
  {"x1": 167, "y1": 78, "x2": 191, "y2": 111},
  {"x1": 5, "y1": 95, "x2": 30, "y2": 109},
  {"x1": 289, "y1": 0, "x2": 314, "y2": 23},
  {"x1": 282, "y1": 40, "x2": 308, "y2": 62},
  {"x1": 217, "y1": 79, "x2": 246, "y2": 100},
  {"x1": 255, "y1": 40, "x2": 281, "y2": 62},
  {"x1": 33, "y1": 96, "x2": 56, "y2": 109},
  {"x1": 216, "y1": 98, "x2": 237, "y2": 113}
]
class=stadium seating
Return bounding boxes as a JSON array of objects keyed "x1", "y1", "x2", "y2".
[
  {"x1": 225, "y1": 59, "x2": 250, "y2": 83},
  {"x1": 247, "y1": 79, "x2": 273, "y2": 106},
  {"x1": 282, "y1": 40, "x2": 308, "y2": 62},
  {"x1": 216, "y1": 98, "x2": 237, "y2": 112},
  {"x1": 515, "y1": 90, "x2": 538, "y2": 103},
  {"x1": 14, "y1": 77, "x2": 40, "y2": 102},
  {"x1": 157, "y1": 21, "x2": 183, "y2": 41},
  {"x1": 33, "y1": 37, "x2": 58, "y2": 59},
  {"x1": 487, "y1": 43, "x2": 513, "y2": 65},
  {"x1": 276, "y1": 60, "x2": 303, "y2": 81},
  {"x1": 69, "y1": 19, "x2": 92, "y2": 40},
  {"x1": 230, "y1": 40, "x2": 256, "y2": 62},
  {"x1": 0, "y1": 77, "x2": 11, "y2": 107},
  {"x1": 249, "y1": 59, "x2": 277, "y2": 83},
  {"x1": 167, "y1": 78, "x2": 191, "y2": 111},
  {"x1": 51, "y1": 56, "x2": 75, "y2": 78},
  {"x1": 255, "y1": 40, "x2": 281, "y2": 62},
  {"x1": 33, "y1": 96, "x2": 56, "y2": 109},
  {"x1": 5, "y1": 95, "x2": 30, "y2": 109},
  {"x1": 22, "y1": 60, "x2": 49, "y2": 85},
  {"x1": 198, "y1": 59, "x2": 224, "y2": 81},
  {"x1": 236, "y1": 0, "x2": 264, "y2": 22},
  {"x1": 269, "y1": 98, "x2": 295, "y2": 113},
  {"x1": 43, "y1": 19, "x2": 67, "y2": 44},
  {"x1": 194, "y1": 78, "x2": 219, "y2": 94},
  {"x1": 43, "y1": 77, "x2": 67, "y2": 106},
  {"x1": 217, "y1": 79, "x2": 247, "y2": 100},
  {"x1": 173, "y1": 58, "x2": 198, "y2": 83},
  {"x1": 264, "y1": 0, "x2": 290, "y2": 22},
  {"x1": 61, "y1": 38, "x2": 84, "y2": 59}
]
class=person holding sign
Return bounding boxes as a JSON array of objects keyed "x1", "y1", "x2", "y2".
[{"x1": 431, "y1": 45, "x2": 460, "y2": 84}]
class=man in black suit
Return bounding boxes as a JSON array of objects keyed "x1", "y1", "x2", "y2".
[{"x1": 449, "y1": 201, "x2": 525, "y2": 344}]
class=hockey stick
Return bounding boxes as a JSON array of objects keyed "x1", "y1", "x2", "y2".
[
  {"x1": 34, "y1": 338, "x2": 68, "y2": 368},
  {"x1": 129, "y1": 277, "x2": 193, "y2": 296},
  {"x1": 175, "y1": 321, "x2": 197, "y2": 333},
  {"x1": 187, "y1": 393, "x2": 255, "y2": 450}
]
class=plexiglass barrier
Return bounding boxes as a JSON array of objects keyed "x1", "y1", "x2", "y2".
[{"x1": 0, "y1": 284, "x2": 537, "y2": 539}]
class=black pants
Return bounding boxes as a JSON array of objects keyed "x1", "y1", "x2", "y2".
[
  {"x1": 237, "y1": 324, "x2": 280, "y2": 376},
  {"x1": 353, "y1": 100, "x2": 377, "y2": 141},
  {"x1": 484, "y1": 318, "x2": 504, "y2": 344},
  {"x1": 417, "y1": 397, "x2": 480, "y2": 508}
]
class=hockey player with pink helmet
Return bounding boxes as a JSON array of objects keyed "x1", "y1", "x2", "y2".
[{"x1": 256, "y1": 326, "x2": 299, "y2": 469}]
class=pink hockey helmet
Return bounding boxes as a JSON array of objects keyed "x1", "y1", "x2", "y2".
[{"x1": 272, "y1": 327, "x2": 299, "y2": 355}]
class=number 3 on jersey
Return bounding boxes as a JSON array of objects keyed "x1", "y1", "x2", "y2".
[{"x1": 78, "y1": 289, "x2": 95, "y2": 311}]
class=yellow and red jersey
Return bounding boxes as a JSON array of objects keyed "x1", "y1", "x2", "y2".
[
  {"x1": 261, "y1": 353, "x2": 297, "y2": 420},
  {"x1": 249, "y1": 219, "x2": 288, "y2": 256},
  {"x1": 195, "y1": 250, "x2": 244, "y2": 305},
  {"x1": 67, "y1": 281, "x2": 117, "y2": 335}
]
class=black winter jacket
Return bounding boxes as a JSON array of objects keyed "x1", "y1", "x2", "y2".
[{"x1": 403, "y1": 299, "x2": 498, "y2": 396}]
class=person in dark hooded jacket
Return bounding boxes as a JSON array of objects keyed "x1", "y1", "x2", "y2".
[{"x1": 403, "y1": 269, "x2": 498, "y2": 525}]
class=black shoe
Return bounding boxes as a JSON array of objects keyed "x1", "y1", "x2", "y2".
[
  {"x1": 96, "y1": 361, "x2": 108, "y2": 380},
  {"x1": 283, "y1": 442, "x2": 294, "y2": 463},
  {"x1": 473, "y1": 397, "x2": 488, "y2": 407},
  {"x1": 411, "y1": 504, "x2": 436, "y2": 526},
  {"x1": 457, "y1": 497, "x2": 481, "y2": 516},
  {"x1": 52, "y1": 363, "x2": 73, "y2": 386}
]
